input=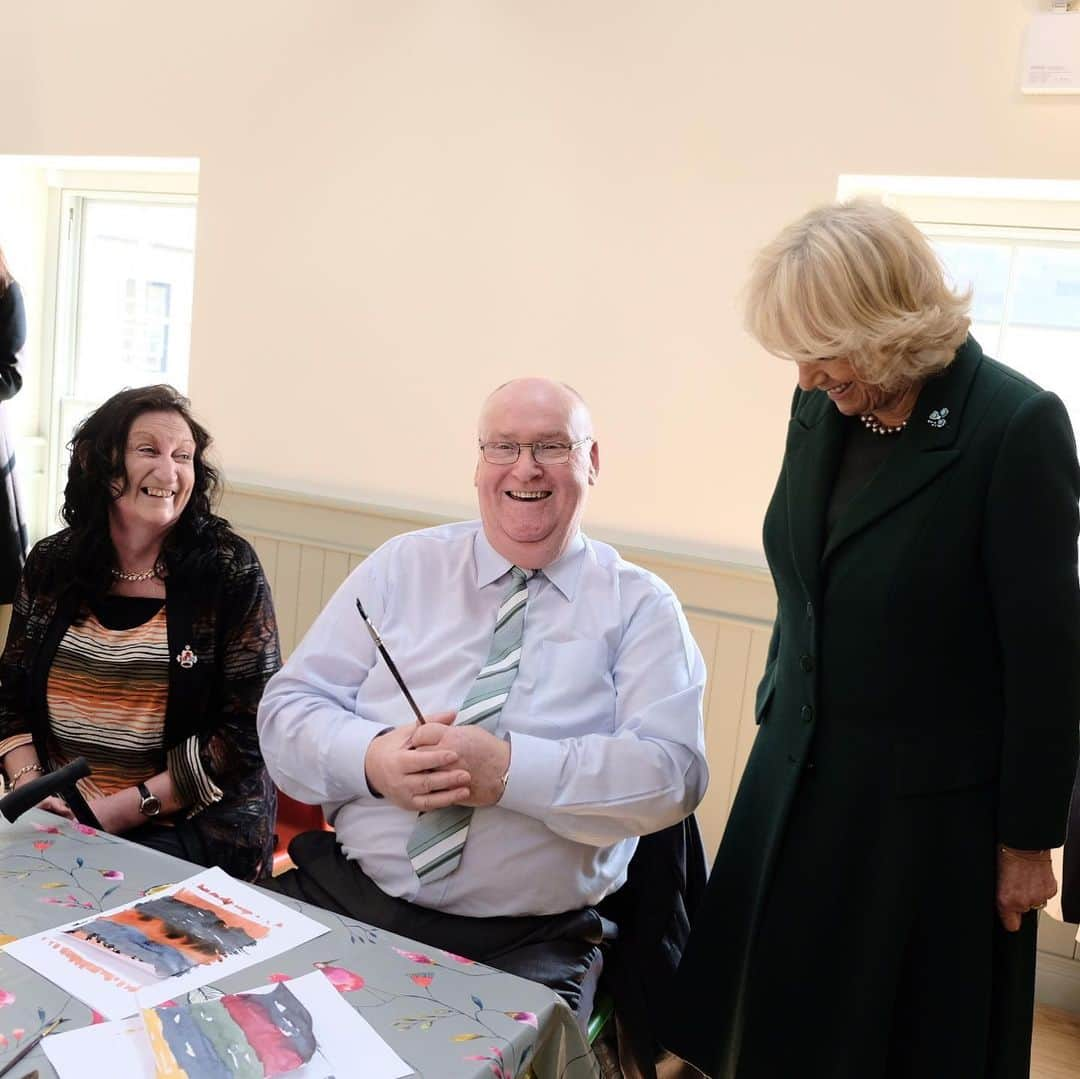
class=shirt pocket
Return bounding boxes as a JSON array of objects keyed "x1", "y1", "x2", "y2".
[{"x1": 521, "y1": 639, "x2": 616, "y2": 738}]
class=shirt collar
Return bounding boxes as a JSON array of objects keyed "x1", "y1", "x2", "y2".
[{"x1": 473, "y1": 526, "x2": 587, "y2": 601}]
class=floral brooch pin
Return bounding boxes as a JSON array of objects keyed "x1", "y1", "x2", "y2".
[
  {"x1": 175, "y1": 644, "x2": 198, "y2": 669},
  {"x1": 927, "y1": 407, "x2": 950, "y2": 429}
]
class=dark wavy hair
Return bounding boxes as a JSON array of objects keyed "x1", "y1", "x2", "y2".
[{"x1": 61, "y1": 385, "x2": 226, "y2": 597}]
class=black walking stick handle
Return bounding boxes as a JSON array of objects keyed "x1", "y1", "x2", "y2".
[{"x1": 0, "y1": 757, "x2": 103, "y2": 829}]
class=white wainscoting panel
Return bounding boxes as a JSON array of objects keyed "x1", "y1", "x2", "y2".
[{"x1": 222, "y1": 482, "x2": 776, "y2": 855}]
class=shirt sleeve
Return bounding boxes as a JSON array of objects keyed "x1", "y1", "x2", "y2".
[
  {"x1": 0, "y1": 732, "x2": 33, "y2": 762},
  {"x1": 168, "y1": 733, "x2": 224, "y2": 813},
  {"x1": 256, "y1": 552, "x2": 389, "y2": 807},
  {"x1": 498, "y1": 585, "x2": 708, "y2": 846}
]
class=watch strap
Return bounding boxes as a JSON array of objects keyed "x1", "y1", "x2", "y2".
[{"x1": 137, "y1": 782, "x2": 161, "y2": 817}]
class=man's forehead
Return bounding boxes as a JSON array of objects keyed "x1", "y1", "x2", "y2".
[
  {"x1": 483, "y1": 425, "x2": 573, "y2": 439},
  {"x1": 478, "y1": 380, "x2": 590, "y2": 435}
]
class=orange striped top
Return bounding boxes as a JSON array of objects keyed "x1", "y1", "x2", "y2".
[{"x1": 47, "y1": 606, "x2": 170, "y2": 800}]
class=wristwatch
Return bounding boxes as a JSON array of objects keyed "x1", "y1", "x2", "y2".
[{"x1": 137, "y1": 783, "x2": 162, "y2": 817}]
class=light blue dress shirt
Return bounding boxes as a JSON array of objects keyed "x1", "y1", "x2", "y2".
[{"x1": 257, "y1": 521, "x2": 708, "y2": 917}]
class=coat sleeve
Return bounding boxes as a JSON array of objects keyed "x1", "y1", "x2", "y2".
[
  {"x1": 168, "y1": 540, "x2": 282, "y2": 809},
  {"x1": 754, "y1": 386, "x2": 799, "y2": 724},
  {"x1": 0, "y1": 540, "x2": 51, "y2": 757},
  {"x1": 755, "y1": 615, "x2": 781, "y2": 723},
  {"x1": 982, "y1": 391, "x2": 1080, "y2": 850},
  {"x1": 0, "y1": 282, "x2": 26, "y2": 402}
]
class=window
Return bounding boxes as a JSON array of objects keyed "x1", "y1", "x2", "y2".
[
  {"x1": 838, "y1": 176, "x2": 1080, "y2": 436},
  {"x1": 921, "y1": 227, "x2": 1080, "y2": 425},
  {"x1": 49, "y1": 186, "x2": 197, "y2": 524}
]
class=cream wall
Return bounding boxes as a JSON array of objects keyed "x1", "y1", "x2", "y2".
[
  {"x1": 1, "y1": 2, "x2": 1078, "y2": 1004},
  {"x1": 3, "y1": 1, "x2": 1078, "y2": 564}
]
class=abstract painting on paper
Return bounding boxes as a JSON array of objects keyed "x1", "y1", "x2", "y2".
[
  {"x1": 43, "y1": 972, "x2": 412, "y2": 1079},
  {"x1": 4, "y1": 867, "x2": 327, "y2": 1018}
]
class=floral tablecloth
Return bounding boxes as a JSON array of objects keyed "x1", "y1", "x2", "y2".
[{"x1": 0, "y1": 809, "x2": 598, "y2": 1079}]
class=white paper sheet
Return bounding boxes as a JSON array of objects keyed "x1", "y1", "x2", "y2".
[
  {"x1": 43, "y1": 1014, "x2": 156, "y2": 1078},
  {"x1": 4, "y1": 866, "x2": 328, "y2": 1018},
  {"x1": 43, "y1": 972, "x2": 413, "y2": 1079}
]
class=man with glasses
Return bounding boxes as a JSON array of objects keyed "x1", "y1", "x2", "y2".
[{"x1": 258, "y1": 377, "x2": 707, "y2": 1022}]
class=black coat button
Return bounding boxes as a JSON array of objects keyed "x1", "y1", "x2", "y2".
[
  {"x1": 806, "y1": 601, "x2": 813, "y2": 619},
  {"x1": 801, "y1": 705, "x2": 814, "y2": 723},
  {"x1": 800, "y1": 654, "x2": 814, "y2": 672}
]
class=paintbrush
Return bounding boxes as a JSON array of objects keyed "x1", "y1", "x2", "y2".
[
  {"x1": 355, "y1": 599, "x2": 425, "y2": 724},
  {"x1": 0, "y1": 1017, "x2": 67, "y2": 1078}
]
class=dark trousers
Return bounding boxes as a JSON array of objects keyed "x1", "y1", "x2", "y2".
[
  {"x1": 126, "y1": 819, "x2": 209, "y2": 866},
  {"x1": 264, "y1": 830, "x2": 611, "y2": 1016}
]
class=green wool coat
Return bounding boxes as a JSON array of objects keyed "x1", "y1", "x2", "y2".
[{"x1": 664, "y1": 339, "x2": 1080, "y2": 1078}]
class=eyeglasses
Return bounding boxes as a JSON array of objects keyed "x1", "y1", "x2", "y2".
[{"x1": 478, "y1": 438, "x2": 593, "y2": 465}]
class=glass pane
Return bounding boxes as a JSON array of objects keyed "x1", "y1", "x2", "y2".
[
  {"x1": 73, "y1": 200, "x2": 195, "y2": 402},
  {"x1": 1009, "y1": 246, "x2": 1080, "y2": 330},
  {"x1": 970, "y1": 320, "x2": 1002, "y2": 358},
  {"x1": 995, "y1": 246, "x2": 1080, "y2": 435},
  {"x1": 998, "y1": 327, "x2": 1080, "y2": 437},
  {"x1": 930, "y1": 240, "x2": 1011, "y2": 326}
]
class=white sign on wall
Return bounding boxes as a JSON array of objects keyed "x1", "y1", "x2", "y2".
[{"x1": 1022, "y1": 12, "x2": 1080, "y2": 94}]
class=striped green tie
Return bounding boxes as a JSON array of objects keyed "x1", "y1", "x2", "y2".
[{"x1": 406, "y1": 566, "x2": 532, "y2": 883}]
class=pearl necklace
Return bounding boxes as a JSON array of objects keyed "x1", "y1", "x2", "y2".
[
  {"x1": 859, "y1": 413, "x2": 907, "y2": 436},
  {"x1": 111, "y1": 562, "x2": 163, "y2": 583}
]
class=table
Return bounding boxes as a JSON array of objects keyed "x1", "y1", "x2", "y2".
[{"x1": 0, "y1": 810, "x2": 599, "y2": 1079}]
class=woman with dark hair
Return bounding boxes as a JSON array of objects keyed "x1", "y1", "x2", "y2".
[
  {"x1": 0, "y1": 385, "x2": 280, "y2": 881},
  {"x1": 0, "y1": 246, "x2": 30, "y2": 633}
]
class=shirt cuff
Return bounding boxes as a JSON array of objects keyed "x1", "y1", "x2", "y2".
[
  {"x1": 323, "y1": 719, "x2": 389, "y2": 804},
  {"x1": 497, "y1": 730, "x2": 564, "y2": 818},
  {"x1": 365, "y1": 727, "x2": 392, "y2": 798},
  {"x1": 168, "y1": 735, "x2": 224, "y2": 814},
  {"x1": 0, "y1": 733, "x2": 34, "y2": 762}
]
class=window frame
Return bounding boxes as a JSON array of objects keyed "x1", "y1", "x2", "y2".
[{"x1": 41, "y1": 174, "x2": 197, "y2": 530}]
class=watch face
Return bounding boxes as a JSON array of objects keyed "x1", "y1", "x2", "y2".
[{"x1": 140, "y1": 792, "x2": 162, "y2": 816}]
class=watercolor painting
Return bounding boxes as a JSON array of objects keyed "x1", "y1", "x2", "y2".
[
  {"x1": 42, "y1": 972, "x2": 412, "y2": 1079},
  {"x1": 68, "y1": 887, "x2": 269, "y2": 979},
  {"x1": 4, "y1": 867, "x2": 327, "y2": 1019},
  {"x1": 144, "y1": 982, "x2": 321, "y2": 1078}
]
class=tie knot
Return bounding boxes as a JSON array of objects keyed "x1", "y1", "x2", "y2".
[{"x1": 510, "y1": 566, "x2": 534, "y2": 584}]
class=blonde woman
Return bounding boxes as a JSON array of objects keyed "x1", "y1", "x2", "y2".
[{"x1": 666, "y1": 200, "x2": 1080, "y2": 1077}]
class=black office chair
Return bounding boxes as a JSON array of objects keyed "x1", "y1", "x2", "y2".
[
  {"x1": 0, "y1": 757, "x2": 102, "y2": 829},
  {"x1": 593, "y1": 814, "x2": 707, "y2": 1078}
]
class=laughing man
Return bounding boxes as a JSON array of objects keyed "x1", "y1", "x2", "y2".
[{"x1": 257, "y1": 377, "x2": 707, "y2": 1019}]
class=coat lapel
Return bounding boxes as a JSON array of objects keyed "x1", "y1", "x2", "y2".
[
  {"x1": 822, "y1": 338, "x2": 984, "y2": 564},
  {"x1": 785, "y1": 389, "x2": 845, "y2": 601}
]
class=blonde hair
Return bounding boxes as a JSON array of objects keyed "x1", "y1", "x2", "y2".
[{"x1": 745, "y1": 199, "x2": 971, "y2": 390}]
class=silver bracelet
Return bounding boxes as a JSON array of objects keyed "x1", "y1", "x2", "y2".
[{"x1": 8, "y1": 762, "x2": 44, "y2": 786}]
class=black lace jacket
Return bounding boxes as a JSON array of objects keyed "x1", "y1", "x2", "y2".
[{"x1": 0, "y1": 525, "x2": 281, "y2": 880}]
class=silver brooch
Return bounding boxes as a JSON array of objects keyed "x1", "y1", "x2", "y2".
[
  {"x1": 176, "y1": 644, "x2": 198, "y2": 669},
  {"x1": 927, "y1": 408, "x2": 950, "y2": 429}
]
